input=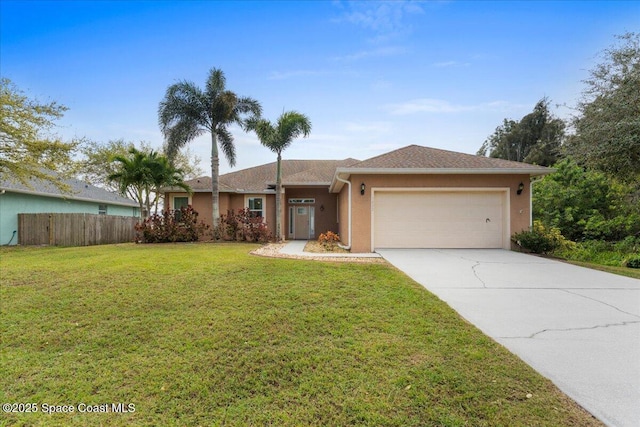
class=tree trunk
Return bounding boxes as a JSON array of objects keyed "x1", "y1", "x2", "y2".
[
  {"x1": 137, "y1": 188, "x2": 144, "y2": 221},
  {"x1": 211, "y1": 132, "x2": 220, "y2": 231},
  {"x1": 275, "y1": 152, "x2": 282, "y2": 241}
]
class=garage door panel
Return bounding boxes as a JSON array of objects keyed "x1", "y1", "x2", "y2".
[{"x1": 374, "y1": 191, "x2": 506, "y2": 249}]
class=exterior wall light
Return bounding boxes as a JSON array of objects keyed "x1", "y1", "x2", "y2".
[
  {"x1": 360, "y1": 183, "x2": 366, "y2": 195},
  {"x1": 517, "y1": 182, "x2": 524, "y2": 195}
]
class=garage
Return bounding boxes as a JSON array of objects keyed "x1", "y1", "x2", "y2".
[{"x1": 373, "y1": 189, "x2": 509, "y2": 249}]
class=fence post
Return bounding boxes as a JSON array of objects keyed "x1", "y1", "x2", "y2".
[{"x1": 48, "y1": 214, "x2": 55, "y2": 246}]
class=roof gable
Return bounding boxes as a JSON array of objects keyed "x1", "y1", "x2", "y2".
[
  {"x1": 350, "y1": 144, "x2": 549, "y2": 171},
  {"x1": 329, "y1": 145, "x2": 553, "y2": 192}
]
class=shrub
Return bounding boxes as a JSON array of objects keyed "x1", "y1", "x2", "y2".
[
  {"x1": 624, "y1": 256, "x2": 640, "y2": 269},
  {"x1": 533, "y1": 159, "x2": 640, "y2": 241},
  {"x1": 135, "y1": 206, "x2": 210, "y2": 243},
  {"x1": 512, "y1": 220, "x2": 575, "y2": 254},
  {"x1": 318, "y1": 231, "x2": 341, "y2": 249},
  {"x1": 215, "y1": 208, "x2": 272, "y2": 243},
  {"x1": 551, "y1": 238, "x2": 640, "y2": 267}
]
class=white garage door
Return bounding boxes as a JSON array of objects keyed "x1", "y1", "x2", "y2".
[{"x1": 373, "y1": 190, "x2": 507, "y2": 249}]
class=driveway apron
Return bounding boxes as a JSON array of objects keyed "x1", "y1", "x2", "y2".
[{"x1": 377, "y1": 249, "x2": 640, "y2": 427}]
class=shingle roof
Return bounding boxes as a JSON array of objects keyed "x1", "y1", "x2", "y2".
[
  {"x1": 0, "y1": 173, "x2": 139, "y2": 207},
  {"x1": 175, "y1": 145, "x2": 552, "y2": 194},
  {"x1": 349, "y1": 144, "x2": 550, "y2": 171},
  {"x1": 183, "y1": 159, "x2": 360, "y2": 193}
]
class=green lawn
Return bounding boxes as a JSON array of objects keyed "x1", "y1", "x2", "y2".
[
  {"x1": 1, "y1": 243, "x2": 601, "y2": 426},
  {"x1": 561, "y1": 259, "x2": 640, "y2": 280}
]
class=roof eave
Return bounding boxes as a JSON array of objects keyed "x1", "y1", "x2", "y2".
[
  {"x1": 281, "y1": 182, "x2": 331, "y2": 187},
  {"x1": 1, "y1": 187, "x2": 139, "y2": 207},
  {"x1": 329, "y1": 167, "x2": 555, "y2": 192}
]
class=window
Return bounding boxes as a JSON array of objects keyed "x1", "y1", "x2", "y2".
[
  {"x1": 174, "y1": 197, "x2": 189, "y2": 210},
  {"x1": 248, "y1": 197, "x2": 264, "y2": 218},
  {"x1": 98, "y1": 204, "x2": 107, "y2": 215},
  {"x1": 289, "y1": 207, "x2": 294, "y2": 235},
  {"x1": 288, "y1": 198, "x2": 315, "y2": 204},
  {"x1": 173, "y1": 196, "x2": 189, "y2": 221}
]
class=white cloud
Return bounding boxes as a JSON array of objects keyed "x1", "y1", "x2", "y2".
[
  {"x1": 433, "y1": 60, "x2": 470, "y2": 68},
  {"x1": 333, "y1": 46, "x2": 407, "y2": 61},
  {"x1": 267, "y1": 69, "x2": 328, "y2": 80},
  {"x1": 335, "y1": 0, "x2": 424, "y2": 33},
  {"x1": 385, "y1": 98, "x2": 529, "y2": 115}
]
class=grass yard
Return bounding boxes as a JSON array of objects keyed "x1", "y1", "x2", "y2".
[
  {"x1": 1, "y1": 243, "x2": 601, "y2": 426},
  {"x1": 562, "y1": 259, "x2": 640, "y2": 280}
]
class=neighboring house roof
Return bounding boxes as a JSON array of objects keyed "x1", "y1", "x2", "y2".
[
  {"x1": 0, "y1": 174, "x2": 139, "y2": 207},
  {"x1": 180, "y1": 159, "x2": 360, "y2": 193},
  {"x1": 330, "y1": 145, "x2": 553, "y2": 192}
]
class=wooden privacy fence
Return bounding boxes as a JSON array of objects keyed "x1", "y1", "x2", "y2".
[{"x1": 18, "y1": 213, "x2": 138, "y2": 246}]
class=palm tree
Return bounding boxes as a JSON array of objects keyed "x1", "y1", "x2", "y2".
[
  {"x1": 108, "y1": 147, "x2": 151, "y2": 219},
  {"x1": 108, "y1": 148, "x2": 191, "y2": 218},
  {"x1": 148, "y1": 154, "x2": 191, "y2": 215},
  {"x1": 158, "y1": 68, "x2": 261, "y2": 227},
  {"x1": 247, "y1": 111, "x2": 311, "y2": 241}
]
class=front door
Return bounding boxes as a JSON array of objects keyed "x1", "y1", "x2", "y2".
[{"x1": 294, "y1": 206, "x2": 310, "y2": 239}]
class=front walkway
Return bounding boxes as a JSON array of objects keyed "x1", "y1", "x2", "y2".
[{"x1": 278, "y1": 240, "x2": 381, "y2": 258}]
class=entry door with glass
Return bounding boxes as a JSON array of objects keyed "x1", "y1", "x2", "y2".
[{"x1": 289, "y1": 205, "x2": 315, "y2": 240}]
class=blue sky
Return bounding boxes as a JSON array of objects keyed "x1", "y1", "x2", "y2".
[{"x1": 2, "y1": 1, "x2": 638, "y2": 175}]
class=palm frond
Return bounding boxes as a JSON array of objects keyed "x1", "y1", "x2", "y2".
[
  {"x1": 236, "y1": 96, "x2": 263, "y2": 120},
  {"x1": 205, "y1": 68, "x2": 226, "y2": 101},
  {"x1": 246, "y1": 118, "x2": 279, "y2": 153},
  {"x1": 216, "y1": 127, "x2": 237, "y2": 167},
  {"x1": 164, "y1": 119, "x2": 205, "y2": 159},
  {"x1": 277, "y1": 111, "x2": 312, "y2": 147},
  {"x1": 159, "y1": 80, "x2": 210, "y2": 159}
]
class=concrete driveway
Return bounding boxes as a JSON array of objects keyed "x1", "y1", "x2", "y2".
[{"x1": 377, "y1": 249, "x2": 640, "y2": 427}]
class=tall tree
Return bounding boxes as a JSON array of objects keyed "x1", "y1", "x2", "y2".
[
  {"x1": 247, "y1": 111, "x2": 312, "y2": 241},
  {"x1": 565, "y1": 32, "x2": 640, "y2": 183},
  {"x1": 477, "y1": 97, "x2": 565, "y2": 166},
  {"x1": 158, "y1": 68, "x2": 261, "y2": 227},
  {"x1": 0, "y1": 78, "x2": 77, "y2": 188}
]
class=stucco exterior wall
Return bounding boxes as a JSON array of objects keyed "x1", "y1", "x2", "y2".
[
  {"x1": 169, "y1": 191, "x2": 276, "y2": 235},
  {"x1": 341, "y1": 174, "x2": 532, "y2": 253},
  {"x1": 284, "y1": 187, "x2": 338, "y2": 239},
  {"x1": 337, "y1": 185, "x2": 350, "y2": 247},
  {"x1": 0, "y1": 192, "x2": 138, "y2": 246}
]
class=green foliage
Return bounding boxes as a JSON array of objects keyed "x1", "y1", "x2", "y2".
[
  {"x1": 533, "y1": 159, "x2": 640, "y2": 241},
  {"x1": 477, "y1": 97, "x2": 564, "y2": 166},
  {"x1": 214, "y1": 208, "x2": 272, "y2": 243},
  {"x1": 108, "y1": 147, "x2": 191, "y2": 217},
  {"x1": 135, "y1": 206, "x2": 209, "y2": 243},
  {"x1": 77, "y1": 138, "x2": 133, "y2": 192},
  {"x1": 76, "y1": 139, "x2": 204, "y2": 193},
  {"x1": 512, "y1": 220, "x2": 575, "y2": 254},
  {"x1": 625, "y1": 256, "x2": 640, "y2": 269},
  {"x1": 565, "y1": 32, "x2": 640, "y2": 183},
  {"x1": 158, "y1": 67, "x2": 262, "y2": 227},
  {"x1": 554, "y1": 237, "x2": 640, "y2": 268},
  {"x1": 247, "y1": 110, "x2": 311, "y2": 240},
  {"x1": 0, "y1": 77, "x2": 78, "y2": 189}
]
